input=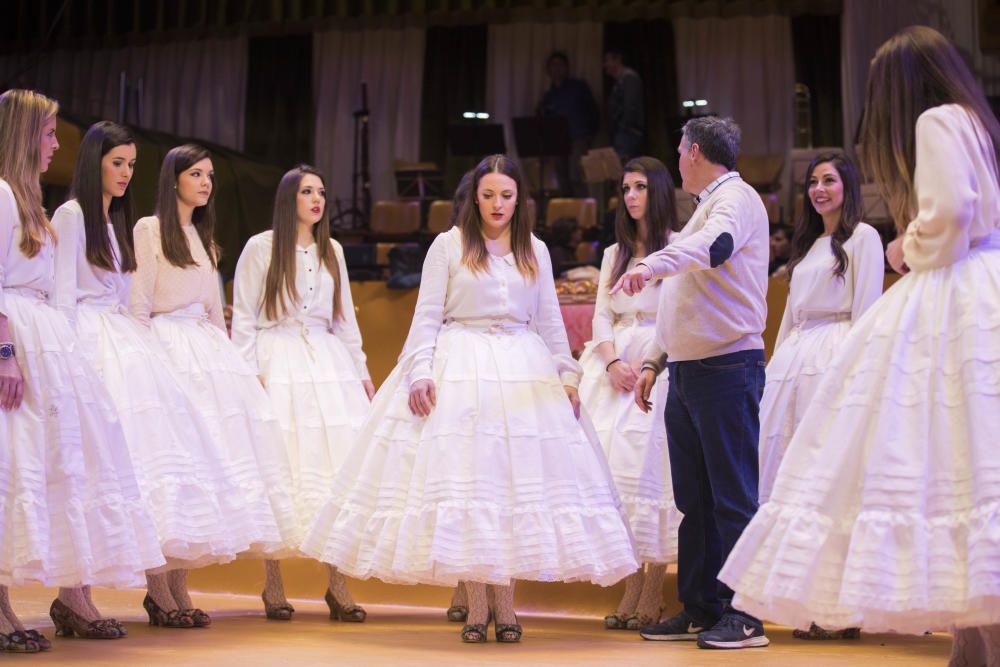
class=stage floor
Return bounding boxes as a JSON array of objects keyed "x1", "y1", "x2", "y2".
[{"x1": 9, "y1": 585, "x2": 950, "y2": 665}]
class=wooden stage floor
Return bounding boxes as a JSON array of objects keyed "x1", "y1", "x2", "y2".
[{"x1": 8, "y1": 584, "x2": 951, "y2": 666}]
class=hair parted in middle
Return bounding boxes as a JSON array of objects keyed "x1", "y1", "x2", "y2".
[
  {"x1": 154, "y1": 143, "x2": 218, "y2": 269},
  {"x1": 70, "y1": 120, "x2": 138, "y2": 273},
  {"x1": 261, "y1": 164, "x2": 343, "y2": 322},
  {"x1": 454, "y1": 154, "x2": 537, "y2": 280},
  {"x1": 785, "y1": 152, "x2": 863, "y2": 282},
  {"x1": 611, "y1": 156, "x2": 678, "y2": 283}
]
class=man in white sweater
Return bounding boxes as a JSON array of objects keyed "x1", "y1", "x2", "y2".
[{"x1": 611, "y1": 116, "x2": 769, "y2": 649}]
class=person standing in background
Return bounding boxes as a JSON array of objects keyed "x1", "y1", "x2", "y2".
[
  {"x1": 538, "y1": 52, "x2": 600, "y2": 197},
  {"x1": 604, "y1": 49, "x2": 644, "y2": 165}
]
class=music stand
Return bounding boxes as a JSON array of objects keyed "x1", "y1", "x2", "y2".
[
  {"x1": 513, "y1": 116, "x2": 571, "y2": 224},
  {"x1": 447, "y1": 123, "x2": 507, "y2": 157}
]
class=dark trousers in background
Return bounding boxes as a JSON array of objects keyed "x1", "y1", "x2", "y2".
[{"x1": 664, "y1": 349, "x2": 765, "y2": 625}]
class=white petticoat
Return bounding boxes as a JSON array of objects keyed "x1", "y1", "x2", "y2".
[
  {"x1": 0, "y1": 292, "x2": 164, "y2": 586},
  {"x1": 720, "y1": 241, "x2": 1000, "y2": 634},
  {"x1": 301, "y1": 322, "x2": 639, "y2": 587},
  {"x1": 149, "y1": 305, "x2": 301, "y2": 557},
  {"x1": 255, "y1": 323, "x2": 370, "y2": 535},
  {"x1": 76, "y1": 302, "x2": 271, "y2": 568},
  {"x1": 578, "y1": 318, "x2": 679, "y2": 564},
  {"x1": 757, "y1": 317, "x2": 852, "y2": 503}
]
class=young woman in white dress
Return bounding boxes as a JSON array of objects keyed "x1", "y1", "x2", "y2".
[
  {"x1": 718, "y1": 27, "x2": 1000, "y2": 665},
  {"x1": 232, "y1": 165, "x2": 374, "y2": 622},
  {"x1": 0, "y1": 90, "x2": 164, "y2": 650},
  {"x1": 128, "y1": 144, "x2": 300, "y2": 628},
  {"x1": 51, "y1": 122, "x2": 283, "y2": 630},
  {"x1": 756, "y1": 152, "x2": 884, "y2": 641},
  {"x1": 301, "y1": 154, "x2": 637, "y2": 643},
  {"x1": 577, "y1": 157, "x2": 681, "y2": 631}
]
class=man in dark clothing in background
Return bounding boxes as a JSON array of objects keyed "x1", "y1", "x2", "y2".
[
  {"x1": 604, "y1": 49, "x2": 644, "y2": 165},
  {"x1": 537, "y1": 51, "x2": 600, "y2": 196}
]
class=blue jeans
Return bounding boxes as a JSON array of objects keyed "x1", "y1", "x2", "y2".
[{"x1": 665, "y1": 349, "x2": 765, "y2": 624}]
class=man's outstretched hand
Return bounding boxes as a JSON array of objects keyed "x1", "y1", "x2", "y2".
[{"x1": 609, "y1": 264, "x2": 653, "y2": 296}]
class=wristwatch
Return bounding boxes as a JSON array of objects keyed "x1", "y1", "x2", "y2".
[{"x1": 0, "y1": 343, "x2": 15, "y2": 360}]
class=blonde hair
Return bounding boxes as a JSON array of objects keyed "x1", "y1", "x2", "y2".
[
  {"x1": 0, "y1": 89, "x2": 59, "y2": 258},
  {"x1": 859, "y1": 26, "x2": 1000, "y2": 232}
]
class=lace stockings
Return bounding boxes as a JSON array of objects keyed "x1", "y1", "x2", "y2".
[
  {"x1": 57, "y1": 587, "x2": 101, "y2": 622},
  {"x1": 263, "y1": 560, "x2": 289, "y2": 606},
  {"x1": 634, "y1": 563, "x2": 666, "y2": 623},
  {"x1": 326, "y1": 565, "x2": 357, "y2": 608},
  {"x1": 950, "y1": 625, "x2": 1000, "y2": 667},
  {"x1": 0, "y1": 586, "x2": 22, "y2": 634},
  {"x1": 615, "y1": 570, "x2": 643, "y2": 617},
  {"x1": 145, "y1": 571, "x2": 179, "y2": 612}
]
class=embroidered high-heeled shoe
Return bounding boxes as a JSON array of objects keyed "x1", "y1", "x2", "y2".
[
  {"x1": 183, "y1": 608, "x2": 211, "y2": 627},
  {"x1": 262, "y1": 592, "x2": 295, "y2": 621},
  {"x1": 21, "y1": 629, "x2": 52, "y2": 649},
  {"x1": 0, "y1": 630, "x2": 42, "y2": 653},
  {"x1": 494, "y1": 613, "x2": 522, "y2": 643},
  {"x1": 461, "y1": 623, "x2": 488, "y2": 643},
  {"x1": 324, "y1": 589, "x2": 366, "y2": 622},
  {"x1": 142, "y1": 594, "x2": 194, "y2": 628},
  {"x1": 48, "y1": 599, "x2": 121, "y2": 639},
  {"x1": 604, "y1": 612, "x2": 628, "y2": 629}
]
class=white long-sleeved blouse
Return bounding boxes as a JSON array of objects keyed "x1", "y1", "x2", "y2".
[
  {"x1": 591, "y1": 243, "x2": 662, "y2": 347},
  {"x1": 400, "y1": 227, "x2": 582, "y2": 387},
  {"x1": 50, "y1": 199, "x2": 130, "y2": 324},
  {"x1": 0, "y1": 179, "x2": 55, "y2": 316},
  {"x1": 128, "y1": 216, "x2": 226, "y2": 331},
  {"x1": 773, "y1": 222, "x2": 885, "y2": 349},
  {"x1": 903, "y1": 104, "x2": 1000, "y2": 271},
  {"x1": 231, "y1": 231, "x2": 370, "y2": 380}
]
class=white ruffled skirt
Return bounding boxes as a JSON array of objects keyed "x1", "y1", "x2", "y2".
[
  {"x1": 255, "y1": 323, "x2": 370, "y2": 536},
  {"x1": 757, "y1": 317, "x2": 852, "y2": 503},
  {"x1": 0, "y1": 292, "x2": 164, "y2": 586},
  {"x1": 720, "y1": 240, "x2": 1000, "y2": 634},
  {"x1": 149, "y1": 305, "x2": 300, "y2": 557},
  {"x1": 301, "y1": 322, "x2": 639, "y2": 587},
  {"x1": 578, "y1": 319, "x2": 679, "y2": 564},
  {"x1": 76, "y1": 302, "x2": 270, "y2": 568}
]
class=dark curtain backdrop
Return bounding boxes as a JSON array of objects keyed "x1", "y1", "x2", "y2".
[
  {"x1": 419, "y1": 24, "x2": 488, "y2": 193},
  {"x1": 791, "y1": 15, "x2": 843, "y2": 148},
  {"x1": 244, "y1": 34, "x2": 313, "y2": 169},
  {"x1": 603, "y1": 20, "x2": 681, "y2": 181}
]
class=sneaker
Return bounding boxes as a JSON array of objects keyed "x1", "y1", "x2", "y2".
[
  {"x1": 696, "y1": 611, "x2": 770, "y2": 649},
  {"x1": 639, "y1": 610, "x2": 712, "y2": 641}
]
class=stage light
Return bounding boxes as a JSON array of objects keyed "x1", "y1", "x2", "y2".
[
  {"x1": 475, "y1": 112, "x2": 490, "y2": 119},
  {"x1": 682, "y1": 100, "x2": 695, "y2": 108},
  {"x1": 463, "y1": 112, "x2": 476, "y2": 119},
  {"x1": 695, "y1": 99, "x2": 708, "y2": 106}
]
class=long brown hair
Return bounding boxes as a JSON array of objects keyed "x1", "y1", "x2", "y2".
[
  {"x1": 454, "y1": 154, "x2": 537, "y2": 280},
  {"x1": 612, "y1": 156, "x2": 678, "y2": 283},
  {"x1": 69, "y1": 121, "x2": 137, "y2": 272},
  {"x1": 859, "y1": 25, "x2": 1000, "y2": 232},
  {"x1": 262, "y1": 165, "x2": 343, "y2": 321},
  {"x1": 154, "y1": 144, "x2": 218, "y2": 268},
  {"x1": 0, "y1": 89, "x2": 59, "y2": 258},
  {"x1": 786, "y1": 153, "x2": 863, "y2": 281}
]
